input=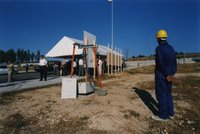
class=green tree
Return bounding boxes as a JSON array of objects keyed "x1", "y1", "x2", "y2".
[
  {"x1": 36, "y1": 50, "x2": 40, "y2": 62},
  {"x1": 30, "y1": 52, "x2": 35, "y2": 62},
  {"x1": 2, "y1": 48, "x2": 36, "y2": 63},
  {"x1": 17, "y1": 49, "x2": 22, "y2": 63},
  {"x1": 21, "y1": 49, "x2": 26, "y2": 62},
  {"x1": 0, "y1": 49, "x2": 6, "y2": 63},
  {"x1": 24, "y1": 51, "x2": 28, "y2": 62},
  {"x1": 138, "y1": 55, "x2": 145, "y2": 58},
  {"x1": 6, "y1": 49, "x2": 16, "y2": 63},
  {"x1": 27, "y1": 49, "x2": 30, "y2": 62}
]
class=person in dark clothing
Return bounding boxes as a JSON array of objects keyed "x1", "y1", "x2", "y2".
[
  {"x1": 151, "y1": 29, "x2": 177, "y2": 122},
  {"x1": 25, "y1": 63, "x2": 29, "y2": 72}
]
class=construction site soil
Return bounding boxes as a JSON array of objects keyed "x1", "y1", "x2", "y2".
[{"x1": 0, "y1": 63, "x2": 199, "y2": 134}]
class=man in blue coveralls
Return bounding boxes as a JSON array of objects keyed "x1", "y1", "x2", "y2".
[{"x1": 151, "y1": 29, "x2": 177, "y2": 122}]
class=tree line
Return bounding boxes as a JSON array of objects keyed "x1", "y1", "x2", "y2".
[
  {"x1": 0, "y1": 49, "x2": 41, "y2": 64},
  {"x1": 131, "y1": 52, "x2": 185, "y2": 59}
]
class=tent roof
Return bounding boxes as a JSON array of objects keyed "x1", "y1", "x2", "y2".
[
  {"x1": 45, "y1": 36, "x2": 83, "y2": 58},
  {"x1": 45, "y1": 36, "x2": 123, "y2": 58}
]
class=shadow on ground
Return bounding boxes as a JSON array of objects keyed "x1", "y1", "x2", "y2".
[{"x1": 133, "y1": 87, "x2": 158, "y2": 116}]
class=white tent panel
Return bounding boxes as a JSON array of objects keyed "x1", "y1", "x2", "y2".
[
  {"x1": 98, "y1": 45, "x2": 123, "y2": 56},
  {"x1": 84, "y1": 31, "x2": 96, "y2": 68},
  {"x1": 97, "y1": 45, "x2": 107, "y2": 55},
  {"x1": 84, "y1": 31, "x2": 96, "y2": 45},
  {"x1": 45, "y1": 36, "x2": 83, "y2": 57}
]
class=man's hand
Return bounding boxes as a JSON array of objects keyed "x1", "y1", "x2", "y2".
[
  {"x1": 170, "y1": 75, "x2": 174, "y2": 82},
  {"x1": 167, "y1": 75, "x2": 174, "y2": 82},
  {"x1": 167, "y1": 75, "x2": 172, "y2": 82}
]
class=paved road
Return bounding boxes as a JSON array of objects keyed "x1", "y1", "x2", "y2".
[
  {"x1": 0, "y1": 75, "x2": 83, "y2": 94},
  {"x1": 0, "y1": 71, "x2": 58, "y2": 83}
]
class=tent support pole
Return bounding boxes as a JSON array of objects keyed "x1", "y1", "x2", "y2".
[{"x1": 70, "y1": 45, "x2": 76, "y2": 78}]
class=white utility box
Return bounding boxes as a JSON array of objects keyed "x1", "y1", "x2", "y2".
[
  {"x1": 78, "y1": 82, "x2": 94, "y2": 94},
  {"x1": 61, "y1": 78, "x2": 77, "y2": 99}
]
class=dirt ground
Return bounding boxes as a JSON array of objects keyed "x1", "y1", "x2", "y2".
[{"x1": 0, "y1": 63, "x2": 200, "y2": 134}]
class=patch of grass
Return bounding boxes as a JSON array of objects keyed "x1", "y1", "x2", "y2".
[
  {"x1": 137, "y1": 81, "x2": 155, "y2": 90},
  {"x1": 129, "y1": 110, "x2": 140, "y2": 117},
  {"x1": 103, "y1": 74, "x2": 117, "y2": 80},
  {"x1": 173, "y1": 76, "x2": 200, "y2": 102},
  {"x1": 2, "y1": 112, "x2": 30, "y2": 133},
  {"x1": 126, "y1": 65, "x2": 155, "y2": 74},
  {"x1": 129, "y1": 96, "x2": 139, "y2": 100},
  {"x1": 52, "y1": 116, "x2": 90, "y2": 134},
  {"x1": 121, "y1": 110, "x2": 140, "y2": 119},
  {"x1": 176, "y1": 63, "x2": 200, "y2": 73},
  {"x1": 46, "y1": 100, "x2": 57, "y2": 103},
  {"x1": 80, "y1": 116, "x2": 89, "y2": 121},
  {"x1": 82, "y1": 99, "x2": 100, "y2": 105},
  {"x1": 125, "y1": 63, "x2": 199, "y2": 75},
  {"x1": 0, "y1": 92, "x2": 16, "y2": 105}
]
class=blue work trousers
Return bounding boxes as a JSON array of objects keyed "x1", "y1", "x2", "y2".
[{"x1": 155, "y1": 70, "x2": 174, "y2": 119}]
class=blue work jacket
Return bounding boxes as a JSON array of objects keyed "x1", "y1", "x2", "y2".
[{"x1": 155, "y1": 43, "x2": 177, "y2": 78}]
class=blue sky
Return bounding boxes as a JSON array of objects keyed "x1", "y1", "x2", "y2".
[{"x1": 0, "y1": 0, "x2": 199, "y2": 57}]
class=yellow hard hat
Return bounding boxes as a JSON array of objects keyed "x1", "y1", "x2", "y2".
[{"x1": 156, "y1": 29, "x2": 168, "y2": 38}]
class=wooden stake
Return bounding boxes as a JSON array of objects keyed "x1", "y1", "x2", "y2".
[{"x1": 70, "y1": 44, "x2": 76, "y2": 78}]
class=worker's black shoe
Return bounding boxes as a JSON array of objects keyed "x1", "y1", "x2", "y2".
[{"x1": 151, "y1": 115, "x2": 169, "y2": 122}]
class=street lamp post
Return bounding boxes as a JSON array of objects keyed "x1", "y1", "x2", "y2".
[{"x1": 108, "y1": 0, "x2": 113, "y2": 74}]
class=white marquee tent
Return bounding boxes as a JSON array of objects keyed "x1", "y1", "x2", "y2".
[{"x1": 45, "y1": 36, "x2": 122, "y2": 58}]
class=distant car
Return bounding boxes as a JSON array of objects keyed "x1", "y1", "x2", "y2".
[
  {"x1": 192, "y1": 57, "x2": 200, "y2": 63},
  {"x1": 0, "y1": 64, "x2": 18, "y2": 74},
  {"x1": 0, "y1": 65, "x2": 8, "y2": 75}
]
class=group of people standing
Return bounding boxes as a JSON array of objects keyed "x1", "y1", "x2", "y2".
[
  {"x1": 59, "y1": 57, "x2": 104, "y2": 77},
  {"x1": 6, "y1": 56, "x2": 48, "y2": 82},
  {"x1": 6, "y1": 54, "x2": 106, "y2": 83},
  {"x1": 6, "y1": 56, "x2": 104, "y2": 83}
]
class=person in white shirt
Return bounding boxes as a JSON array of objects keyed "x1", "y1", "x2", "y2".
[
  {"x1": 61, "y1": 58, "x2": 66, "y2": 76},
  {"x1": 98, "y1": 58, "x2": 103, "y2": 76},
  {"x1": 78, "y1": 58, "x2": 83, "y2": 76},
  {"x1": 73, "y1": 60, "x2": 77, "y2": 75},
  {"x1": 39, "y1": 55, "x2": 47, "y2": 81}
]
